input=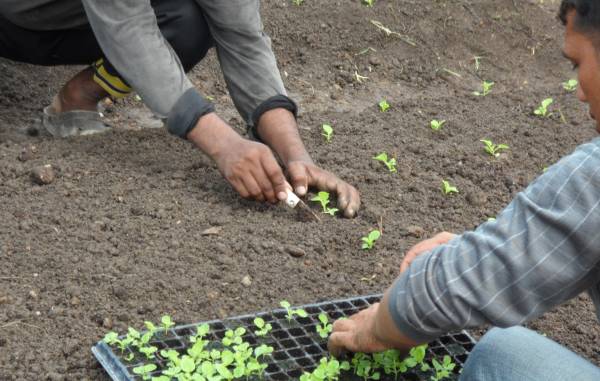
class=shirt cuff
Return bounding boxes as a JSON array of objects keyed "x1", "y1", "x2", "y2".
[
  {"x1": 167, "y1": 88, "x2": 215, "y2": 139},
  {"x1": 249, "y1": 94, "x2": 298, "y2": 141},
  {"x1": 388, "y1": 273, "x2": 441, "y2": 344}
]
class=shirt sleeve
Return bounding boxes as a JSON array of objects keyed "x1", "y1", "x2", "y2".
[
  {"x1": 81, "y1": 0, "x2": 214, "y2": 138},
  {"x1": 196, "y1": 0, "x2": 293, "y2": 127},
  {"x1": 389, "y1": 138, "x2": 600, "y2": 343}
]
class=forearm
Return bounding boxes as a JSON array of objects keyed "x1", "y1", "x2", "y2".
[
  {"x1": 256, "y1": 108, "x2": 312, "y2": 164},
  {"x1": 187, "y1": 112, "x2": 242, "y2": 159}
]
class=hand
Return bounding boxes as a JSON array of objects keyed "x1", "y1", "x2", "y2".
[
  {"x1": 328, "y1": 304, "x2": 393, "y2": 357},
  {"x1": 287, "y1": 160, "x2": 361, "y2": 218},
  {"x1": 400, "y1": 232, "x2": 456, "y2": 273},
  {"x1": 214, "y1": 137, "x2": 289, "y2": 203}
]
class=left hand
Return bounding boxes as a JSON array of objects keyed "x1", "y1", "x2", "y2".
[{"x1": 286, "y1": 160, "x2": 361, "y2": 218}]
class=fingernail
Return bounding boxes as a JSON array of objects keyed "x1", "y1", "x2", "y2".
[
  {"x1": 277, "y1": 192, "x2": 287, "y2": 200},
  {"x1": 296, "y1": 186, "x2": 306, "y2": 195}
]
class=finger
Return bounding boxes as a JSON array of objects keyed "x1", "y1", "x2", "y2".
[
  {"x1": 343, "y1": 185, "x2": 361, "y2": 218},
  {"x1": 260, "y1": 155, "x2": 288, "y2": 202},
  {"x1": 288, "y1": 163, "x2": 309, "y2": 196},
  {"x1": 328, "y1": 331, "x2": 355, "y2": 358},
  {"x1": 332, "y1": 317, "x2": 354, "y2": 333},
  {"x1": 241, "y1": 174, "x2": 265, "y2": 202}
]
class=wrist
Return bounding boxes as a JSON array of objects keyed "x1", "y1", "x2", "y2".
[
  {"x1": 187, "y1": 112, "x2": 242, "y2": 160},
  {"x1": 257, "y1": 108, "x2": 312, "y2": 165}
]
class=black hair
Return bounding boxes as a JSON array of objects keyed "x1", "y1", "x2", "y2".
[{"x1": 559, "y1": 0, "x2": 600, "y2": 31}]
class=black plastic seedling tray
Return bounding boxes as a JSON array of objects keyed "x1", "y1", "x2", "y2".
[{"x1": 93, "y1": 294, "x2": 477, "y2": 380}]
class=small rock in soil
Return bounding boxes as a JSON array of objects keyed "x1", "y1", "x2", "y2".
[
  {"x1": 466, "y1": 192, "x2": 487, "y2": 206},
  {"x1": 284, "y1": 245, "x2": 306, "y2": 258},
  {"x1": 404, "y1": 225, "x2": 425, "y2": 238},
  {"x1": 18, "y1": 145, "x2": 36, "y2": 162},
  {"x1": 31, "y1": 164, "x2": 55, "y2": 185},
  {"x1": 241, "y1": 275, "x2": 252, "y2": 287},
  {"x1": 201, "y1": 226, "x2": 222, "y2": 236}
]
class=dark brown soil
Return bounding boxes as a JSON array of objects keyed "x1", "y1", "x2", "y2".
[{"x1": 1, "y1": 0, "x2": 599, "y2": 380}]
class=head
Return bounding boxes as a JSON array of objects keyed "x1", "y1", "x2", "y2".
[{"x1": 560, "y1": 0, "x2": 600, "y2": 132}]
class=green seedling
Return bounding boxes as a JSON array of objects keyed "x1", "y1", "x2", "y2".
[
  {"x1": 316, "y1": 313, "x2": 333, "y2": 339},
  {"x1": 373, "y1": 349, "x2": 406, "y2": 379},
  {"x1": 363, "y1": 0, "x2": 376, "y2": 6},
  {"x1": 361, "y1": 230, "x2": 381, "y2": 250},
  {"x1": 143, "y1": 321, "x2": 157, "y2": 335},
  {"x1": 190, "y1": 323, "x2": 210, "y2": 345},
  {"x1": 352, "y1": 353, "x2": 381, "y2": 381},
  {"x1": 534, "y1": 98, "x2": 553, "y2": 117},
  {"x1": 292, "y1": 0, "x2": 304, "y2": 5},
  {"x1": 301, "y1": 357, "x2": 351, "y2": 381},
  {"x1": 132, "y1": 364, "x2": 156, "y2": 380},
  {"x1": 431, "y1": 355, "x2": 456, "y2": 381},
  {"x1": 480, "y1": 139, "x2": 509, "y2": 157},
  {"x1": 430, "y1": 119, "x2": 446, "y2": 131},
  {"x1": 222, "y1": 327, "x2": 246, "y2": 346},
  {"x1": 472, "y1": 80, "x2": 494, "y2": 96},
  {"x1": 378, "y1": 100, "x2": 390, "y2": 112},
  {"x1": 160, "y1": 315, "x2": 174, "y2": 334},
  {"x1": 404, "y1": 344, "x2": 430, "y2": 372},
  {"x1": 253, "y1": 317, "x2": 272, "y2": 337},
  {"x1": 279, "y1": 300, "x2": 308, "y2": 322},
  {"x1": 311, "y1": 191, "x2": 339, "y2": 216},
  {"x1": 563, "y1": 78, "x2": 578, "y2": 92},
  {"x1": 373, "y1": 152, "x2": 397, "y2": 173},
  {"x1": 441, "y1": 180, "x2": 458, "y2": 195},
  {"x1": 322, "y1": 124, "x2": 334, "y2": 143},
  {"x1": 139, "y1": 345, "x2": 158, "y2": 359}
]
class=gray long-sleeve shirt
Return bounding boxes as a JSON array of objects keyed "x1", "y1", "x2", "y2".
[
  {"x1": 0, "y1": 0, "x2": 288, "y2": 137},
  {"x1": 390, "y1": 137, "x2": 600, "y2": 342}
]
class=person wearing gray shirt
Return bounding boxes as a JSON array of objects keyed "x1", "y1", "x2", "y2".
[
  {"x1": 0, "y1": 0, "x2": 361, "y2": 216},
  {"x1": 329, "y1": 1, "x2": 600, "y2": 380}
]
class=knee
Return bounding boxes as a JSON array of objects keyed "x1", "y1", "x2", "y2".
[{"x1": 460, "y1": 327, "x2": 527, "y2": 381}]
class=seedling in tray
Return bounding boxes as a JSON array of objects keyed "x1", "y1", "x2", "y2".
[
  {"x1": 300, "y1": 357, "x2": 350, "y2": 381},
  {"x1": 316, "y1": 313, "x2": 333, "y2": 339},
  {"x1": 373, "y1": 152, "x2": 397, "y2": 173},
  {"x1": 311, "y1": 191, "x2": 339, "y2": 216},
  {"x1": 322, "y1": 124, "x2": 334, "y2": 143},
  {"x1": 431, "y1": 355, "x2": 456, "y2": 381},
  {"x1": 132, "y1": 364, "x2": 156, "y2": 380},
  {"x1": 253, "y1": 317, "x2": 272, "y2": 337},
  {"x1": 280, "y1": 300, "x2": 309, "y2": 322},
  {"x1": 361, "y1": 230, "x2": 381, "y2": 250}
]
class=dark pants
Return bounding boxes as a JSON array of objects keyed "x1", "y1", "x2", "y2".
[{"x1": 0, "y1": 0, "x2": 212, "y2": 81}]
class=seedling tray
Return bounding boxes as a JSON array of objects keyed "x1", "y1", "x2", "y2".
[{"x1": 92, "y1": 294, "x2": 477, "y2": 380}]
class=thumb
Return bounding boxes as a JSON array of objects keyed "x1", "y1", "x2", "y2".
[{"x1": 288, "y1": 163, "x2": 309, "y2": 196}]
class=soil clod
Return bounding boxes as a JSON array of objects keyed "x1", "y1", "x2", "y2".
[{"x1": 30, "y1": 164, "x2": 55, "y2": 185}]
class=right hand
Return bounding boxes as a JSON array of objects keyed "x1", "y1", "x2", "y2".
[
  {"x1": 214, "y1": 137, "x2": 289, "y2": 204},
  {"x1": 400, "y1": 232, "x2": 456, "y2": 273}
]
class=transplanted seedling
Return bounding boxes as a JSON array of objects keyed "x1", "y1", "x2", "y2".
[
  {"x1": 292, "y1": 0, "x2": 304, "y2": 5},
  {"x1": 430, "y1": 119, "x2": 446, "y2": 131},
  {"x1": 534, "y1": 98, "x2": 554, "y2": 117},
  {"x1": 472, "y1": 80, "x2": 494, "y2": 96},
  {"x1": 253, "y1": 317, "x2": 272, "y2": 337},
  {"x1": 563, "y1": 78, "x2": 578, "y2": 92},
  {"x1": 322, "y1": 124, "x2": 334, "y2": 143},
  {"x1": 441, "y1": 180, "x2": 458, "y2": 195},
  {"x1": 373, "y1": 152, "x2": 397, "y2": 173},
  {"x1": 431, "y1": 355, "x2": 456, "y2": 381},
  {"x1": 132, "y1": 364, "x2": 157, "y2": 380},
  {"x1": 480, "y1": 139, "x2": 509, "y2": 157},
  {"x1": 378, "y1": 100, "x2": 390, "y2": 112},
  {"x1": 361, "y1": 230, "x2": 381, "y2": 250},
  {"x1": 363, "y1": 0, "x2": 376, "y2": 6},
  {"x1": 280, "y1": 300, "x2": 309, "y2": 322},
  {"x1": 311, "y1": 191, "x2": 339, "y2": 216},
  {"x1": 316, "y1": 313, "x2": 333, "y2": 339}
]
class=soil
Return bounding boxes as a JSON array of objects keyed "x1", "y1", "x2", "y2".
[{"x1": 1, "y1": 0, "x2": 599, "y2": 380}]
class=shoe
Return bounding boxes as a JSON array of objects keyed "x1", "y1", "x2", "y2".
[{"x1": 42, "y1": 106, "x2": 111, "y2": 138}]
